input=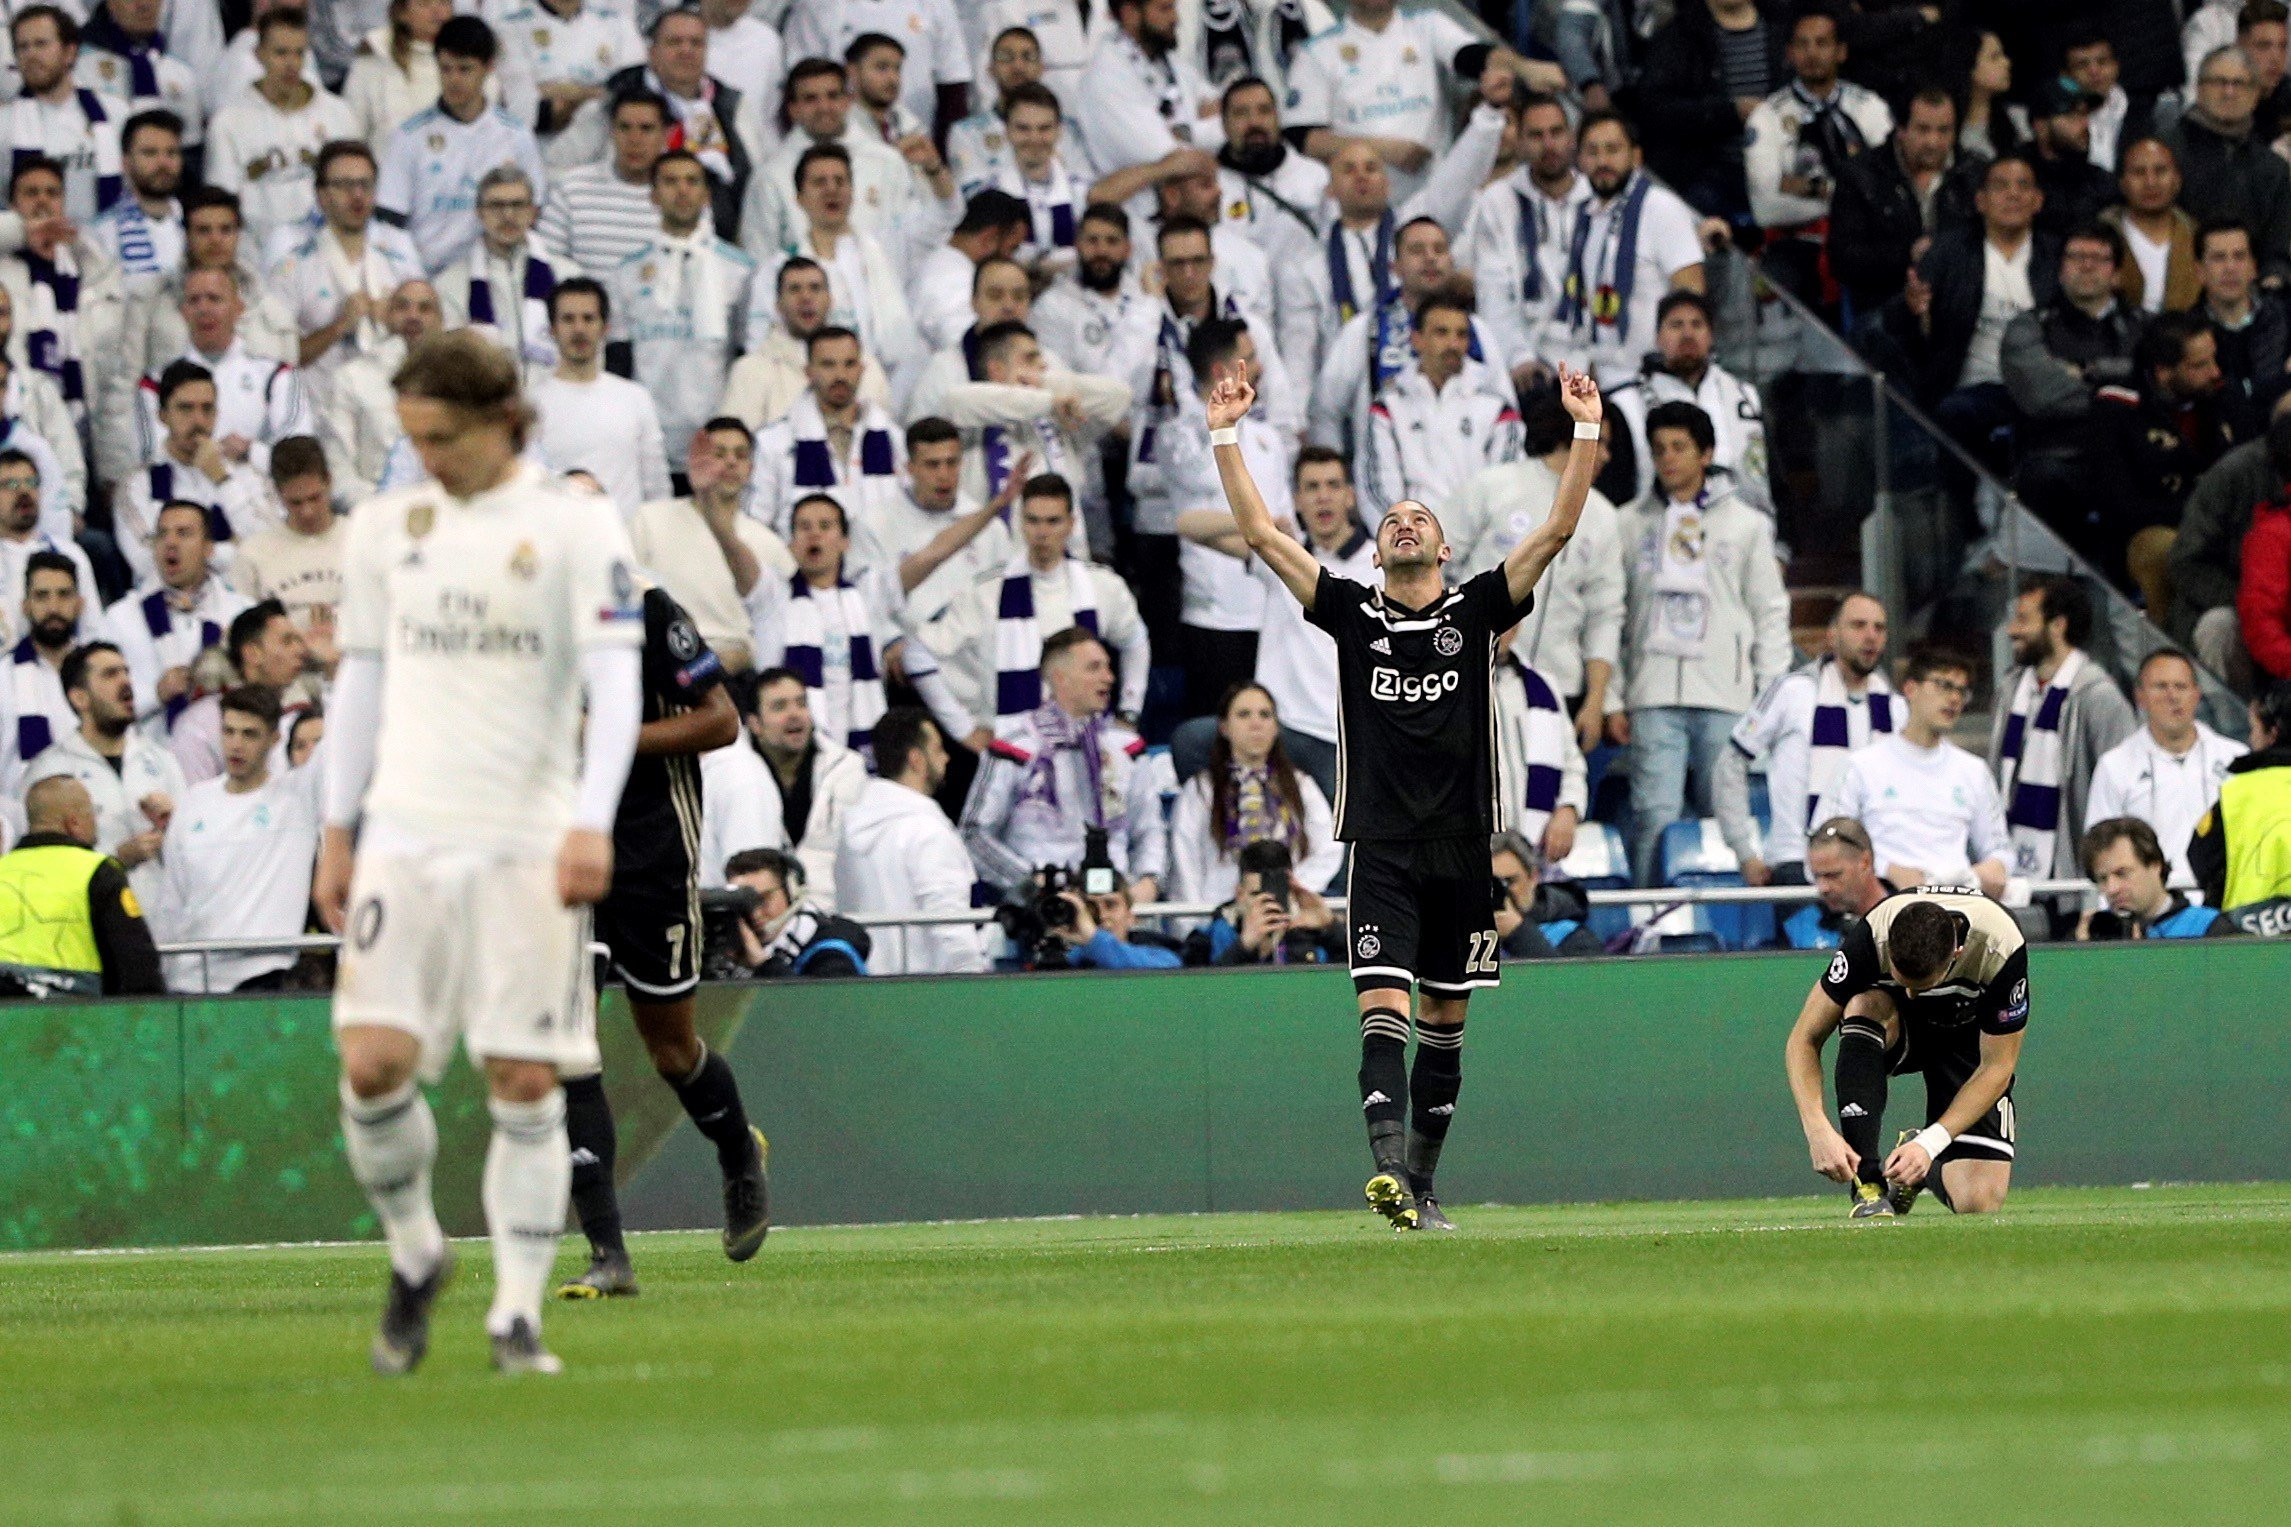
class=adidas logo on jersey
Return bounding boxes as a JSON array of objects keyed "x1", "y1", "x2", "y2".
[
  {"x1": 1362, "y1": 1091, "x2": 1392, "y2": 1109},
  {"x1": 1370, "y1": 637, "x2": 1392, "y2": 654},
  {"x1": 1840, "y1": 1104, "x2": 1868, "y2": 1118}
]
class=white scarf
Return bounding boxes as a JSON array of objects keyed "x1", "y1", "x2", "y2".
[
  {"x1": 993, "y1": 553, "x2": 1098, "y2": 718},
  {"x1": 777, "y1": 574, "x2": 886, "y2": 752},
  {"x1": 317, "y1": 224, "x2": 395, "y2": 356},
  {"x1": 993, "y1": 155, "x2": 1082, "y2": 256},
  {"x1": 655, "y1": 224, "x2": 730, "y2": 347},
  {"x1": 1998, "y1": 649, "x2": 2083, "y2": 876},
  {"x1": 1805, "y1": 658, "x2": 1895, "y2": 829},
  {"x1": 8, "y1": 91, "x2": 123, "y2": 211},
  {"x1": 1642, "y1": 492, "x2": 1710, "y2": 661},
  {"x1": 1497, "y1": 658, "x2": 1571, "y2": 847}
]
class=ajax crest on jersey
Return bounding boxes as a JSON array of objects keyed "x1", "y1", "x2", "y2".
[
  {"x1": 1356, "y1": 931, "x2": 1381, "y2": 960},
  {"x1": 1433, "y1": 624, "x2": 1463, "y2": 657}
]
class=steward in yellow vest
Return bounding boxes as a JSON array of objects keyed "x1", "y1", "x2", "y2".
[
  {"x1": 0, "y1": 776, "x2": 163, "y2": 997},
  {"x1": 2189, "y1": 689, "x2": 2291, "y2": 937}
]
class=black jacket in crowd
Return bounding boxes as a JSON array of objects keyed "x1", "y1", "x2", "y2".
[
  {"x1": 2086, "y1": 378, "x2": 2245, "y2": 555},
  {"x1": 2030, "y1": 143, "x2": 2118, "y2": 237},
  {"x1": 1999, "y1": 296, "x2": 2145, "y2": 452},
  {"x1": 2167, "y1": 434, "x2": 2275, "y2": 641},
  {"x1": 2206, "y1": 295, "x2": 2291, "y2": 435},
  {"x1": 1878, "y1": 225, "x2": 2062, "y2": 404},
  {"x1": 1828, "y1": 143, "x2": 1985, "y2": 312},
  {"x1": 1630, "y1": 0, "x2": 1789, "y2": 209},
  {"x1": 2158, "y1": 112, "x2": 2291, "y2": 286}
]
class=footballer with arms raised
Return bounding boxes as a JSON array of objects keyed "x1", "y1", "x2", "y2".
[
  {"x1": 1208, "y1": 362, "x2": 1605, "y2": 1232},
  {"x1": 316, "y1": 330, "x2": 646, "y2": 1376},
  {"x1": 1784, "y1": 887, "x2": 2029, "y2": 1218}
]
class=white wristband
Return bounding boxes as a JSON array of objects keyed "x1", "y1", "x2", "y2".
[
  {"x1": 1208, "y1": 425, "x2": 1240, "y2": 447},
  {"x1": 1911, "y1": 1124, "x2": 1952, "y2": 1161},
  {"x1": 1572, "y1": 421, "x2": 1601, "y2": 441}
]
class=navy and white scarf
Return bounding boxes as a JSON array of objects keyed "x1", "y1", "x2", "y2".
[
  {"x1": 963, "y1": 325, "x2": 1068, "y2": 500},
  {"x1": 143, "y1": 463, "x2": 235, "y2": 545},
  {"x1": 17, "y1": 248, "x2": 87, "y2": 409},
  {"x1": 9, "y1": 91, "x2": 123, "y2": 213},
  {"x1": 779, "y1": 390, "x2": 900, "y2": 533},
  {"x1": 993, "y1": 156, "x2": 1080, "y2": 256},
  {"x1": 1136, "y1": 295, "x2": 1242, "y2": 469},
  {"x1": 778, "y1": 573, "x2": 885, "y2": 751},
  {"x1": 465, "y1": 242, "x2": 561, "y2": 366},
  {"x1": 1805, "y1": 658, "x2": 1894, "y2": 828},
  {"x1": 79, "y1": 6, "x2": 167, "y2": 100},
  {"x1": 1515, "y1": 187, "x2": 1552, "y2": 303},
  {"x1": 993, "y1": 554, "x2": 1098, "y2": 717},
  {"x1": 137, "y1": 587, "x2": 222, "y2": 729},
  {"x1": 1201, "y1": 0, "x2": 1312, "y2": 84},
  {"x1": 1997, "y1": 651, "x2": 2083, "y2": 875},
  {"x1": 1558, "y1": 170, "x2": 1652, "y2": 347},
  {"x1": 8, "y1": 637, "x2": 57, "y2": 763},
  {"x1": 1501, "y1": 659, "x2": 1570, "y2": 845},
  {"x1": 1787, "y1": 81, "x2": 1871, "y2": 185},
  {"x1": 1326, "y1": 212, "x2": 1393, "y2": 327}
]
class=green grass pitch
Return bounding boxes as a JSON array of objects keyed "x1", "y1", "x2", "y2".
[{"x1": 7, "y1": 1186, "x2": 2291, "y2": 1523}]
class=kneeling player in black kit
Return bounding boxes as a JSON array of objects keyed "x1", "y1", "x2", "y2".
[
  {"x1": 1784, "y1": 888, "x2": 2028, "y2": 1218},
  {"x1": 1209, "y1": 363, "x2": 1605, "y2": 1231},
  {"x1": 558, "y1": 584, "x2": 772, "y2": 1297}
]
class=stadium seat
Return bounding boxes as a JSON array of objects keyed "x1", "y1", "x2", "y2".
[
  {"x1": 1656, "y1": 819, "x2": 1776, "y2": 952},
  {"x1": 1556, "y1": 822, "x2": 1633, "y2": 944}
]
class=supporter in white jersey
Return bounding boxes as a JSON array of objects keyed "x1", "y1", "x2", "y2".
[
  {"x1": 750, "y1": 328, "x2": 909, "y2": 539},
  {"x1": 1172, "y1": 443, "x2": 1371, "y2": 794},
  {"x1": 1, "y1": 8, "x2": 128, "y2": 224},
  {"x1": 1, "y1": 156, "x2": 125, "y2": 439},
  {"x1": 605, "y1": 149, "x2": 753, "y2": 478},
  {"x1": 940, "y1": 314, "x2": 1130, "y2": 515},
  {"x1": 229, "y1": 434, "x2": 347, "y2": 639},
  {"x1": 1097, "y1": 148, "x2": 1280, "y2": 336},
  {"x1": 375, "y1": 17, "x2": 549, "y2": 277},
  {"x1": 1030, "y1": 203, "x2": 1161, "y2": 405},
  {"x1": 1283, "y1": 0, "x2": 1491, "y2": 204},
  {"x1": 1741, "y1": 11, "x2": 1892, "y2": 236},
  {"x1": 849, "y1": 416, "x2": 1012, "y2": 654},
  {"x1": 24, "y1": 639, "x2": 186, "y2": 916},
  {"x1": 345, "y1": 0, "x2": 508, "y2": 155},
  {"x1": 1154, "y1": 317, "x2": 1280, "y2": 718},
  {"x1": 715, "y1": 670, "x2": 871, "y2": 902},
  {"x1": 751, "y1": 144, "x2": 920, "y2": 381},
  {"x1": 320, "y1": 276, "x2": 439, "y2": 506},
  {"x1": 206, "y1": 9, "x2": 361, "y2": 250},
  {"x1": 316, "y1": 330, "x2": 644, "y2": 1377},
  {"x1": 846, "y1": 30, "x2": 934, "y2": 151},
  {"x1": 1073, "y1": 0, "x2": 1225, "y2": 177},
  {"x1": 534, "y1": 88, "x2": 668, "y2": 275},
  {"x1": 975, "y1": 81, "x2": 1087, "y2": 278},
  {"x1": 1363, "y1": 295, "x2": 1522, "y2": 521},
  {"x1": 1715, "y1": 593, "x2": 1896, "y2": 885},
  {"x1": 112, "y1": 365, "x2": 275, "y2": 587},
  {"x1": 1461, "y1": 90, "x2": 1589, "y2": 393},
  {"x1": 128, "y1": 268, "x2": 315, "y2": 478},
  {"x1": 946, "y1": 22, "x2": 1044, "y2": 189},
  {"x1": 1815, "y1": 646, "x2": 2011, "y2": 902},
  {"x1": 269, "y1": 139, "x2": 427, "y2": 397},
  {"x1": 1608, "y1": 290, "x2": 1771, "y2": 513},
  {"x1": 157, "y1": 685, "x2": 322, "y2": 992},
  {"x1": 717, "y1": 256, "x2": 893, "y2": 431},
  {"x1": 490, "y1": 0, "x2": 642, "y2": 163},
  {"x1": 628, "y1": 417, "x2": 792, "y2": 671},
  {"x1": 203, "y1": 0, "x2": 326, "y2": 119},
  {"x1": 103, "y1": 500, "x2": 254, "y2": 731},
  {"x1": 1211, "y1": 75, "x2": 1328, "y2": 258},
  {"x1": 744, "y1": 59, "x2": 955, "y2": 282},
  {"x1": 0, "y1": 545, "x2": 90, "y2": 790},
  {"x1": 75, "y1": 0, "x2": 203, "y2": 156},
  {"x1": 164, "y1": 595, "x2": 321, "y2": 787},
  {"x1": 0, "y1": 448, "x2": 91, "y2": 642},
  {"x1": 1554, "y1": 111, "x2": 1710, "y2": 387},
  {"x1": 697, "y1": 0, "x2": 782, "y2": 120},
  {"x1": 2083, "y1": 647, "x2": 2247, "y2": 889},
  {"x1": 972, "y1": 3, "x2": 1094, "y2": 107},
  {"x1": 0, "y1": 336, "x2": 82, "y2": 541},
  {"x1": 783, "y1": 0, "x2": 972, "y2": 133},
  {"x1": 85, "y1": 107, "x2": 182, "y2": 280},
  {"x1": 1444, "y1": 394, "x2": 1626, "y2": 752},
  {"x1": 902, "y1": 190, "x2": 1032, "y2": 362},
  {"x1": 529, "y1": 276, "x2": 666, "y2": 517},
  {"x1": 430, "y1": 164, "x2": 568, "y2": 369}
]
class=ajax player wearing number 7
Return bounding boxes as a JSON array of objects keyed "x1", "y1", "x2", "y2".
[
  {"x1": 1208, "y1": 362, "x2": 1605, "y2": 1232},
  {"x1": 315, "y1": 331, "x2": 647, "y2": 1377},
  {"x1": 1783, "y1": 887, "x2": 2028, "y2": 1218}
]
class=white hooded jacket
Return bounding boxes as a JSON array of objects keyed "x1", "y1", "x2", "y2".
[{"x1": 835, "y1": 774, "x2": 987, "y2": 976}]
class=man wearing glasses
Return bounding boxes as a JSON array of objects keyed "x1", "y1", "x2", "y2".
[
  {"x1": 434, "y1": 165, "x2": 570, "y2": 371},
  {"x1": 2160, "y1": 44, "x2": 2291, "y2": 287},
  {"x1": 1813, "y1": 644, "x2": 2011, "y2": 902},
  {"x1": 1780, "y1": 816, "x2": 1889, "y2": 950},
  {"x1": 374, "y1": 16, "x2": 549, "y2": 277},
  {"x1": 270, "y1": 140, "x2": 424, "y2": 399}
]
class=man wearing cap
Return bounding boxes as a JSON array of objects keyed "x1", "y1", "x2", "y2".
[{"x1": 2027, "y1": 77, "x2": 2117, "y2": 238}]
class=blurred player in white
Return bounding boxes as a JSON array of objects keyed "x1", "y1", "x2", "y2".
[{"x1": 315, "y1": 330, "x2": 644, "y2": 1378}]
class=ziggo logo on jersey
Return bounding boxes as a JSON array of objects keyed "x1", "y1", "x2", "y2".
[{"x1": 1370, "y1": 666, "x2": 1459, "y2": 703}]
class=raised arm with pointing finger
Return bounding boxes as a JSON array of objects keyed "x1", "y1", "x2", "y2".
[{"x1": 1500, "y1": 366, "x2": 1604, "y2": 608}]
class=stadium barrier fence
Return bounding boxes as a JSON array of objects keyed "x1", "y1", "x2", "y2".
[{"x1": 4, "y1": 935, "x2": 2283, "y2": 1252}]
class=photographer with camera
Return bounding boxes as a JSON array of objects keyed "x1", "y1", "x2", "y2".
[
  {"x1": 1020, "y1": 868, "x2": 1183, "y2": 971},
  {"x1": 1491, "y1": 830, "x2": 1603, "y2": 959},
  {"x1": 701, "y1": 847, "x2": 872, "y2": 978},
  {"x1": 1182, "y1": 839, "x2": 1344, "y2": 967}
]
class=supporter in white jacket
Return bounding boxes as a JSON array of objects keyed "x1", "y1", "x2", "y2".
[
  {"x1": 1362, "y1": 297, "x2": 1523, "y2": 521},
  {"x1": 835, "y1": 706, "x2": 988, "y2": 975},
  {"x1": 1607, "y1": 290, "x2": 1772, "y2": 515},
  {"x1": 701, "y1": 671, "x2": 869, "y2": 903}
]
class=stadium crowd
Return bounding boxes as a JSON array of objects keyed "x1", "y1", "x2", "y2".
[{"x1": 0, "y1": 0, "x2": 2289, "y2": 996}]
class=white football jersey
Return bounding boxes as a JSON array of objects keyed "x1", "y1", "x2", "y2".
[{"x1": 339, "y1": 460, "x2": 643, "y2": 852}]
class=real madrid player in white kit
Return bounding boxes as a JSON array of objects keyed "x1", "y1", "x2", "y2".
[
  {"x1": 316, "y1": 331, "x2": 645, "y2": 1377},
  {"x1": 1209, "y1": 360, "x2": 1603, "y2": 1231}
]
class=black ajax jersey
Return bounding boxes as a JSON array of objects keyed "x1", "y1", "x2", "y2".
[
  {"x1": 613, "y1": 587, "x2": 724, "y2": 880},
  {"x1": 1306, "y1": 566, "x2": 1532, "y2": 843},
  {"x1": 1819, "y1": 887, "x2": 2030, "y2": 1035}
]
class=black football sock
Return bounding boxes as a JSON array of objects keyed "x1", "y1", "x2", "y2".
[
  {"x1": 670, "y1": 1044, "x2": 756, "y2": 1176},
  {"x1": 561, "y1": 1072, "x2": 624, "y2": 1258},
  {"x1": 1406, "y1": 1023, "x2": 1464, "y2": 1195},
  {"x1": 1834, "y1": 1018, "x2": 1890, "y2": 1188},
  {"x1": 1359, "y1": 1007, "x2": 1412, "y2": 1175}
]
